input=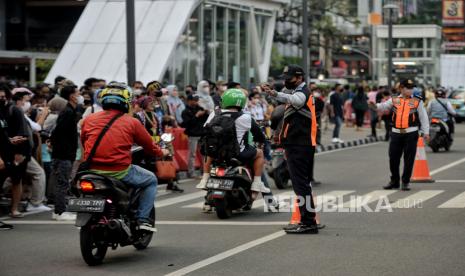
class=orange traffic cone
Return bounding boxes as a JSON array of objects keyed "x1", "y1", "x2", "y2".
[
  {"x1": 410, "y1": 137, "x2": 435, "y2": 183},
  {"x1": 288, "y1": 195, "x2": 320, "y2": 225}
]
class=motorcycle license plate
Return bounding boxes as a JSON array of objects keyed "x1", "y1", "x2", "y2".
[
  {"x1": 67, "y1": 198, "x2": 105, "y2": 213},
  {"x1": 207, "y1": 178, "x2": 235, "y2": 190}
]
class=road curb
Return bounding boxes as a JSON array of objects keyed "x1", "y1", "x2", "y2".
[{"x1": 316, "y1": 135, "x2": 385, "y2": 153}]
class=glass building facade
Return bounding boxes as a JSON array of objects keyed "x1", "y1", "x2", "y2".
[{"x1": 163, "y1": 1, "x2": 277, "y2": 88}]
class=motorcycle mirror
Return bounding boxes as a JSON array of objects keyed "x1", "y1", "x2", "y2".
[{"x1": 161, "y1": 133, "x2": 175, "y2": 143}]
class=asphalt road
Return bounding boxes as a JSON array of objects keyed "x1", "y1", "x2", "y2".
[{"x1": 1, "y1": 125, "x2": 465, "y2": 276}]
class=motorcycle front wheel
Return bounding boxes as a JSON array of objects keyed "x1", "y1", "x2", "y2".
[
  {"x1": 273, "y1": 165, "x2": 290, "y2": 189},
  {"x1": 133, "y1": 206, "x2": 156, "y2": 250},
  {"x1": 80, "y1": 224, "x2": 108, "y2": 266}
]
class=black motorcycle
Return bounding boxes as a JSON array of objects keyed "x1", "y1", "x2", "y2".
[
  {"x1": 204, "y1": 160, "x2": 254, "y2": 219},
  {"x1": 428, "y1": 118, "x2": 452, "y2": 152},
  {"x1": 69, "y1": 144, "x2": 160, "y2": 266}
]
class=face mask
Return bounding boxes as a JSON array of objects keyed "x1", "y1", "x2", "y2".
[
  {"x1": 203, "y1": 87, "x2": 210, "y2": 94},
  {"x1": 284, "y1": 79, "x2": 297, "y2": 90},
  {"x1": 155, "y1": 91, "x2": 163, "y2": 98},
  {"x1": 77, "y1": 95, "x2": 85, "y2": 105},
  {"x1": 84, "y1": 99, "x2": 92, "y2": 106},
  {"x1": 253, "y1": 99, "x2": 260, "y2": 104},
  {"x1": 22, "y1": 101, "x2": 31, "y2": 113},
  {"x1": 313, "y1": 92, "x2": 321, "y2": 98},
  {"x1": 0, "y1": 99, "x2": 6, "y2": 106}
]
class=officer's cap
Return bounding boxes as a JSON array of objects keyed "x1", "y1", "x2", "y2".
[
  {"x1": 400, "y1": 78, "x2": 415, "y2": 89},
  {"x1": 281, "y1": 64, "x2": 305, "y2": 80}
]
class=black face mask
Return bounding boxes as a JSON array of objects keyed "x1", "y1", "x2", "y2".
[
  {"x1": 284, "y1": 79, "x2": 297, "y2": 90},
  {"x1": 154, "y1": 91, "x2": 163, "y2": 98},
  {"x1": 84, "y1": 99, "x2": 92, "y2": 106},
  {"x1": 0, "y1": 99, "x2": 6, "y2": 107}
]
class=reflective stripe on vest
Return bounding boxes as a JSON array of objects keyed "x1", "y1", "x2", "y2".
[
  {"x1": 307, "y1": 95, "x2": 317, "y2": 146},
  {"x1": 391, "y1": 97, "x2": 420, "y2": 129}
]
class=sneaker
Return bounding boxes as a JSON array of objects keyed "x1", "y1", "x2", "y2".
[
  {"x1": 337, "y1": 138, "x2": 344, "y2": 143},
  {"x1": 0, "y1": 221, "x2": 13, "y2": 230},
  {"x1": 26, "y1": 203, "x2": 52, "y2": 212},
  {"x1": 284, "y1": 223, "x2": 319, "y2": 234},
  {"x1": 332, "y1": 138, "x2": 339, "y2": 143},
  {"x1": 196, "y1": 177, "x2": 209, "y2": 189},
  {"x1": 251, "y1": 180, "x2": 271, "y2": 193},
  {"x1": 52, "y1": 212, "x2": 76, "y2": 221},
  {"x1": 9, "y1": 211, "x2": 24, "y2": 218},
  {"x1": 138, "y1": 222, "x2": 157, "y2": 232}
]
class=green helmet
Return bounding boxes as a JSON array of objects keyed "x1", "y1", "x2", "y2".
[{"x1": 221, "y1": 89, "x2": 246, "y2": 109}]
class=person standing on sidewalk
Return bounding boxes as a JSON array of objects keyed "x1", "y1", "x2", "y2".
[
  {"x1": 50, "y1": 85, "x2": 81, "y2": 220},
  {"x1": 329, "y1": 84, "x2": 344, "y2": 143},
  {"x1": 263, "y1": 65, "x2": 319, "y2": 234},
  {"x1": 181, "y1": 95, "x2": 209, "y2": 178},
  {"x1": 367, "y1": 87, "x2": 379, "y2": 139},
  {"x1": 375, "y1": 79, "x2": 430, "y2": 191},
  {"x1": 352, "y1": 86, "x2": 369, "y2": 131}
]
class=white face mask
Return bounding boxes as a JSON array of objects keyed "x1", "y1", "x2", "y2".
[
  {"x1": 313, "y1": 92, "x2": 321, "y2": 98},
  {"x1": 77, "y1": 95, "x2": 85, "y2": 105},
  {"x1": 253, "y1": 98, "x2": 260, "y2": 104},
  {"x1": 22, "y1": 101, "x2": 31, "y2": 113}
]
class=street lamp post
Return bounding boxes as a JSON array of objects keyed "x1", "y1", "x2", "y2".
[
  {"x1": 302, "y1": 0, "x2": 309, "y2": 79},
  {"x1": 342, "y1": 45, "x2": 373, "y2": 82},
  {"x1": 126, "y1": 0, "x2": 136, "y2": 85},
  {"x1": 383, "y1": 3, "x2": 398, "y2": 92}
]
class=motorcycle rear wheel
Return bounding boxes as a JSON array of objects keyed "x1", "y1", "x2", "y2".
[
  {"x1": 215, "y1": 198, "x2": 233, "y2": 219},
  {"x1": 80, "y1": 225, "x2": 108, "y2": 266},
  {"x1": 133, "y1": 207, "x2": 156, "y2": 250}
]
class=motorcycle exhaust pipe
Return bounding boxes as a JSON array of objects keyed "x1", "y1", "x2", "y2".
[{"x1": 108, "y1": 219, "x2": 122, "y2": 230}]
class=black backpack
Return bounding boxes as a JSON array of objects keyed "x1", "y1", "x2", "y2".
[{"x1": 201, "y1": 111, "x2": 243, "y2": 162}]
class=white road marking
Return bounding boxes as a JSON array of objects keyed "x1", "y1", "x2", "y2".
[
  {"x1": 438, "y1": 192, "x2": 465, "y2": 208},
  {"x1": 316, "y1": 190, "x2": 355, "y2": 205},
  {"x1": 0, "y1": 209, "x2": 52, "y2": 221},
  {"x1": 339, "y1": 190, "x2": 397, "y2": 209},
  {"x1": 430, "y1": 157, "x2": 465, "y2": 176},
  {"x1": 435, "y1": 180, "x2": 465, "y2": 183},
  {"x1": 390, "y1": 190, "x2": 443, "y2": 208},
  {"x1": 164, "y1": 231, "x2": 286, "y2": 276},
  {"x1": 6, "y1": 220, "x2": 290, "y2": 226},
  {"x1": 155, "y1": 191, "x2": 206, "y2": 208}
]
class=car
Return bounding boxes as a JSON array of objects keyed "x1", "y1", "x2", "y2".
[{"x1": 449, "y1": 89, "x2": 465, "y2": 123}]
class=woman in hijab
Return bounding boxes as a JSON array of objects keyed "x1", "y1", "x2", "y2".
[
  {"x1": 196, "y1": 80, "x2": 215, "y2": 113},
  {"x1": 166, "y1": 85, "x2": 185, "y2": 124}
]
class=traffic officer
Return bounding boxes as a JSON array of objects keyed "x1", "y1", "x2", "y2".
[
  {"x1": 263, "y1": 65, "x2": 318, "y2": 234},
  {"x1": 375, "y1": 79, "x2": 430, "y2": 191}
]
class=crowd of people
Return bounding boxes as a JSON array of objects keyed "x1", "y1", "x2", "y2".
[{"x1": 0, "y1": 71, "x2": 456, "y2": 230}]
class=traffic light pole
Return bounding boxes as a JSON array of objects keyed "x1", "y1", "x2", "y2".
[{"x1": 302, "y1": 0, "x2": 309, "y2": 80}]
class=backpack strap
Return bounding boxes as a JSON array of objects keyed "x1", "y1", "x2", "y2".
[
  {"x1": 85, "y1": 112, "x2": 123, "y2": 166},
  {"x1": 436, "y1": 99, "x2": 453, "y2": 117}
]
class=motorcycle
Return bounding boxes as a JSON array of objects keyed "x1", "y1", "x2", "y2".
[
  {"x1": 267, "y1": 146, "x2": 291, "y2": 189},
  {"x1": 204, "y1": 159, "x2": 254, "y2": 219},
  {"x1": 68, "y1": 136, "x2": 173, "y2": 266},
  {"x1": 428, "y1": 118, "x2": 452, "y2": 152}
]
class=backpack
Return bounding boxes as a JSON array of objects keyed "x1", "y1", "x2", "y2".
[{"x1": 201, "y1": 111, "x2": 243, "y2": 162}]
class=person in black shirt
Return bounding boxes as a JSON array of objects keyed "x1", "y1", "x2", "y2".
[
  {"x1": 181, "y1": 95, "x2": 209, "y2": 178},
  {"x1": 50, "y1": 85, "x2": 80, "y2": 220},
  {"x1": 329, "y1": 84, "x2": 344, "y2": 143}
]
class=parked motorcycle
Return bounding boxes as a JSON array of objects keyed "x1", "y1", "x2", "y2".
[
  {"x1": 428, "y1": 118, "x2": 452, "y2": 152},
  {"x1": 204, "y1": 159, "x2": 254, "y2": 219}
]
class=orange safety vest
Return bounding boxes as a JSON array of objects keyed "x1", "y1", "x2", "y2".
[
  {"x1": 391, "y1": 96, "x2": 420, "y2": 129},
  {"x1": 279, "y1": 95, "x2": 317, "y2": 147}
]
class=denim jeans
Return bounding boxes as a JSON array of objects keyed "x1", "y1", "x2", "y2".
[
  {"x1": 122, "y1": 165, "x2": 158, "y2": 222},
  {"x1": 332, "y1": 116, "x2": 343, "y2": 138},
  {"x1": 188, "y1": 136, "x2": 200, "y2": 176}
]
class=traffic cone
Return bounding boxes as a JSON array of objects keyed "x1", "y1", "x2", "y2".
[
  {"x1": 289, "y1": 198, "x2": 301, "y2": 224},
  {"x1": 288, "y1": 195, "x2": 320, "y2": 225},
  {"x1": 410, "y1": 137, "x2": 435, "y2": 183}
]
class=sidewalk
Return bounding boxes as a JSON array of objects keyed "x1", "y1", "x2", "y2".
[{"x1": 318, "y1": 122, "x2": 388, "y2": 152}]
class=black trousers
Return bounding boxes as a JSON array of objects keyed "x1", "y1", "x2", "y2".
[
  {"x1": 389, "y1": 131, "x2": 419, "y2": 185},
  {"x1": 354, "y1": 109, "x2": 365, "y2": 127},
  {"x1": 284, "y1": 145, "x2": 316, "y2": 225},
  {"x1": 382, "y1": 116, "x2": 391, "y2": 141}
]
